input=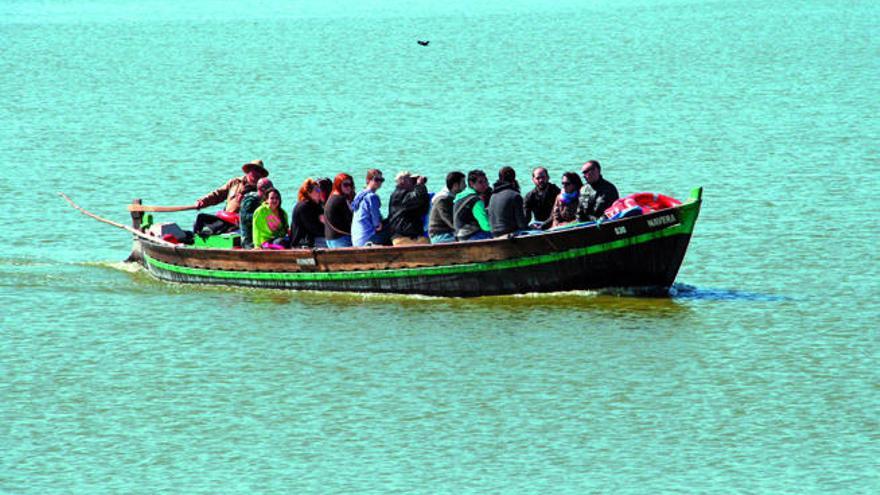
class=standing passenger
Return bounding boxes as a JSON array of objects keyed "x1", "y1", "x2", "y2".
[
  {"x1": 428, "y1": 171, "x2": 465, "y2": 244},
  {"x1": 487, "y1": 166, "x2": 529, "y2": 237},
  {"x1": 252, "y1": 188, "x2": 289, "y2": 249},
  {"x1": 523, "y1": 166, "x2": 561, "y2": 229},
  {"x1": 290, "y1": 178, "x2": 326, "y2": 248},
  {"x1": 453, "y1": 170, "x2": 493, "y2": 241},
  {"x1": 388, "y1": 171, "x2": 430, "y2": 246},
  {"x1": 351, "y1": 169, "x2": 387, "y2": 247},
  {"x1": 577, "y1": 160, "x2": 619, "y2": 221},
  {"x1": 324, "y1": 173, "x2": 355, "y2": 248}
]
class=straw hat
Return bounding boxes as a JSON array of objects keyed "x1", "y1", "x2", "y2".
[{"x1": 242, "y1": 159, "x2": 269, "y2": 177}]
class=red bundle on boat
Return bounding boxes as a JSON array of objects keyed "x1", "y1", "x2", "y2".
[
  {"x1": 216, "y1": 210, "x2": 240, "y2": 225},
  {"x1": 604, "y1": 192, "x2": 681, "y2": 218}
]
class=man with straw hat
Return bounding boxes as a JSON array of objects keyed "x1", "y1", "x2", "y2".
[{"x1": 193, "y1": 159, "x2": 269, "y2": 236}]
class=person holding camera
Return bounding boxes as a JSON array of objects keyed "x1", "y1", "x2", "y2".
[{"x1": 388, "y1": 171, "x2": 430, "y2": 246}]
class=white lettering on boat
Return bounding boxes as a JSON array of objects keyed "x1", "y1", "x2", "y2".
[
  {"x1": 296, "y1": 257, "x2": 316, "y2": 266},
  {"x1": 646, "y1": 214, "x2": 677, "y2": 228},
  {"x1": 615, "y1": 226, "x2": 627, "y2": 235}
]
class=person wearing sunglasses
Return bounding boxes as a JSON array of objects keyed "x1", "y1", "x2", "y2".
[
  {"x1": 550, "y1": 172, "x2": 583, "y2": 229},
  {"x1": 352, "y1": 169, "x2": 389, "y2": 247},
  {"x1": 290, "y1": 178, "x2": 326, "y2": 248},
  {"x1": 576, "y1": 160, "x2": 619, "y2": 222},
  {"x1": 324, "y1": 173, "x2": 356, "y2": 248}
]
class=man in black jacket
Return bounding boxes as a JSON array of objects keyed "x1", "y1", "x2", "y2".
[
  {"x1": 487, "y1": 166, "x2": 529, "y2": 237},
  {"x1": 388, "y1": 171, "x2": 430, "y2": 245},
  {"x1": 523, "y1": 166, "x2": 561, "y2": 229},
  {"x1": 577, "y1": 160, "x2": 619, "y2": 221}
]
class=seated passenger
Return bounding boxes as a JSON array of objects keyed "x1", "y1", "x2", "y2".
[
  {"x1": 239, "y1": 177, "x2": 273, "y2": 249},
  {"x1": 487, "y1": 166, "x2": 528, "y2": 237},
  {"x1": 524, "y1": 166, "x2": 561, "y2": 229},
  {"x1": 388, "y1": 171, "x2": 430, "y2": 246},
  {"x1": 193, "y1": 159, "x2": 269, "y2": 236},
  {"x1": 290, "y1": 178, "x2": 326, "y2": 248},
  {"x1": 428, "y1": 171, "x2": 465, "y2": 244},
  {"x1": 550, "y1": 172, "x2": 582, "y2": 228},
  {"x1": 351, "y1": 169, "x2": 388, "y2": 247},
  {"x1": 453, "y1": 170, "x2": 493, "y2": 241},
  {"x1": 324, "y1": 173, "x2": 355, "y2": 248},
  {"x1": 577, "y1": 160, "x2": 619, "y2": 221},
  {"x1": 252, "y1": 188, "x2": 289, "y2": 249}
]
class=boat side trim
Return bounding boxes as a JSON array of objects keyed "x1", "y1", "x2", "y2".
[{"x1": 144, "y1": 203, "x2": 698, "y2": 282}]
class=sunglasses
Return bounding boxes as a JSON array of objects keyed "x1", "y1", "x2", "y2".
[
  {"x1": 373, "y1": 177, "x2": 385, "y2": 182},
  {"x1": 342, "y1": 182, "x2": 353, "y2": 187},
  {"x1": 561, "y1": 181, "x2": 572, "y2": 186}
]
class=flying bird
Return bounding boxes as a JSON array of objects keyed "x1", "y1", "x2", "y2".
[{"x1": 417, "y1": 40, "x2": 430, "y2": 46}]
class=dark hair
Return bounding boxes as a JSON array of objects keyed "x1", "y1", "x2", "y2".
[
  {"x1": 446, "y1": 171, "x2": 465, "y2": 190},
  {"x1": 562, "y1": 172, "x2": 582, "y2": 189},
  {"x1": 317, "y1": 177, "x2": 332, "y2": 200},
  {"x1": 532, "y1": 166, "x2": 548, "y2": 178},
  {"x1": 467, "y1": 169, "x2": 486, "y2": 186},
  {"x1": 498, "y1": 166, "x2": 516, "y2": 183},
  {"x1": 584, "y1": 160, "x2": 601, "y2": 172},
  {"x1": 265, "y1": 187, "x2": 282, "y2": 207}
]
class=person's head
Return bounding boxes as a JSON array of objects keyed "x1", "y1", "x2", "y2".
[
  {"x1": 395, "y1": 170, "x2": 415, "y2": 191},
  {"x1": 316, "y1": 178, "x2": 332, "y2": 203},
  {"x1": 242, "y1": 159, "x2": 269, "y2": 185},
  {"x1": 532, "y1": 167, "x2": 549, "y2": 190},
  {"x1": 498, "y1": 166, "x2": 516, "y2": 184},
  {"x1": 561, "y1": 172, "x2": 583, "y2": 193},
  {"x1": 256, "y1": 177, "x2": 274, "y2": 200},
  {"x1": 298, "y1": 178, "x2": 322, "y2": 203},
  {"x1": 467, "y1": 169, "x2": 489, "y2": 194},
  {"x1": 265, "y1": 188, "x2": 282, "y2": 210},
  {"x1": 332, "y1": 173, "x2": 355, "y2": 200},
  {"x1": 446, "y1": 171, "x2": 466, "y2": 194},
  {"x1": 366, "y1": 168, "x2": 385, "y2": 191},
  {"x1": 581, "y1": 160, "x2": 602, "y2": 185}
]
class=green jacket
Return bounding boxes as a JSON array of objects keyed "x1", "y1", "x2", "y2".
[
  {"x1": 452, "y1": 187, "x2": 491, "y2": 239},
  {"x1": 252, "y1": 203, "x2": 289, "y2": 248}
]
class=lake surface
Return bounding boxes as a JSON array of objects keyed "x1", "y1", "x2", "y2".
[{"x1": 1, "y1": 0, "x2": 877, "y2": 492}]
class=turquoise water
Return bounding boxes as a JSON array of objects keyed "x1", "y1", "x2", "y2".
[{"x1": 2, "y1": 1, "x2": 878, "y2": 492}]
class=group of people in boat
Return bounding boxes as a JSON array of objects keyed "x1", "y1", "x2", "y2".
[{"x1": 189, "y1": 159, "x2": 619, "y2": 249}]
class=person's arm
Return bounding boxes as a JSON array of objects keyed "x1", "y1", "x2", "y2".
[
  {"x1": 369, "y1": 194, "x2": 382, "y2": 229},
  {"x1": 399, "y1": 184, "x2": 429, "y2": 212},
  {"x1": 594, "y1": 185, "x2": 620, "y2": 218},
  {"x1": 252, "y1": 206, "x2": 270, "y2": 248},
  {"x1": 438, "y1": 197, "x2": 455, "y2": 230},
  {"x1": 196, "y1": 178, "x2": 233, "y2": 209},
  {"x1": 523, "y1": 191, "x2": 535, "y2": 223},
  {"x1": 303, "y1": 203, "x2": 325, "y2": 236},
  {"x1": 513, "y1": 195, "x2": 528, "y2": 231},
  {"x1": 473, "y1": 200, "x2": 491, "y2": 232}
]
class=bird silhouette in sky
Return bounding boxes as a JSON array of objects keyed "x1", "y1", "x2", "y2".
[{"x1": 417, "y1": 40, "x2": 430, "y2": 46}]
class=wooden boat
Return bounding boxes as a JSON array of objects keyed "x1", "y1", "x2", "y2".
[{"x1": 63, "y1": 187, "x2": 702, "y2": 297}]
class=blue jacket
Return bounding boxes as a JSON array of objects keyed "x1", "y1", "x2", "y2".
[{"x1": 351, "y1": 188, "x2": 382, "y2": 246}]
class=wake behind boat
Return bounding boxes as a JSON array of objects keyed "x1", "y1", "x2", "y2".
[{"x1": 61, "y1": 187, "x2": 702, "y2": 297}]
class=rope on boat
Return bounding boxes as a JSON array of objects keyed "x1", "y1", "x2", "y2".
[{"x1": 58, "y1": 192, "x2": 175, "y2": 247}]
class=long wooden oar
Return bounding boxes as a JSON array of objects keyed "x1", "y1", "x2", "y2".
[
  {"x1": 127, "y1": 203, "x2": 198, "y2": 213},
  {"x1": 58, "y1": 192, "x2": 176, "y2": 247}
]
